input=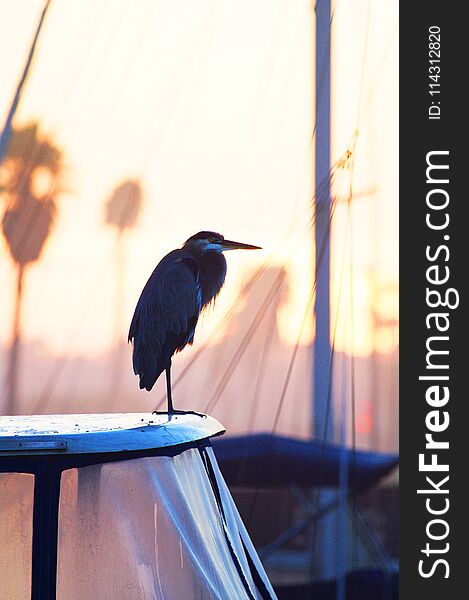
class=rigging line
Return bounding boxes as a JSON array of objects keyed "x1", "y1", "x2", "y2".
[
  {"x1": 151, "y1": 259, "x2": 279, "y2": 410},
  {"x1": 151, "y1": 135, "x2": 351, "y2": 413},
  {"x1": 194, "y1": 326, "x2": 228, "y2": 407},
  {"x1": 153, "y1": 257, "x2": 283, "y2": 411},
  {"x1": 245, "y1": 188, "x2": 341, "y2": 532},
  {"x1": 42, "y1": 1, "x2": 108, "y2": 115},
  {"x1": 347, "y1": 153, "x2": 359, "y2": 572},
  {"x1": 38, "y1": 1, "x2": 219, "y2": 412},
  {"x1": 245, "y1": 281, "x2": 317, "y2": 532},
  {"x1": 310, "y1": 138, "x2": 359, "y2": 574},
  {"x1": 30, "y1": 235, "x2": 122, "y2": 414},
  {"x1": 242, "y1": 8, "x2": 310, "y2": 226},
  {"x1": 319, "y1": 127, "x2": 360, "y2": 557},
  {"x1": 136, "y1": 1, "x2": 222, "y2": 177},
  {"x1": 306, "y1": 141, "x2": 358, "y2": 579},
  {"x1": 243, "y1": 176, "x2": 337, "y2": 540},
  {"x1": 0, "y1": 0, "x2": 52, "y2": 164},
  {"x1": 246, "y1": 4, "x2": 365, "y2": 571},
  {"x1": 0, "y1": 1, "x2": 106, "y2": 276},
  {"x1": 152, "y1": 145, "x2": 335, "y2": 409},
  {"x1": 0, "y1": 0, "x2": 133, "y2": 272},
  {"x1": 76, "y1": 0, "x2": 160, "y2": 181},
  {"x1": 306, "y1": 147, "x2": 357, "y2": 583},
  {"x1": 190, "y1": 144, "x2": 348, "y2": 406},
  {"x1": 356, "y1": 0, "x2": 372, "y2": 127},
  {"x1": 5, "y1": 0, "x2": 320, "y2": 248},
  {"x1": 287, "y1": 485, "x2": 394, "y2": 575},
  {"x1": 242, "y1": 0, "x2": 338, "y2": 234},
  {"x1": 347, "y1": 504, "x2": 389, "y2": 573},
  {"x1": 193, "y1": 271, "x2": 248, "y2": 408},
  {"x1": 151, "y1": 156, "x2": 343, "y2": 410},
  {"x1": 1, "y1": 0, "x2": 118, "y2": 204},
  {"x1": 7, "y1": 8, "x2": 348, "y2": 418},
  {"x1": 361, "y1": 19, "x2": 398, "y2": 122},
  {"x1": 201, "y1": 183, "x2": 341, "y2": 417},
  {"x1": 272, "y1": 277, "x2": 315, "y2": 434},
  {"x1": 144, "y1": 13, "x2": 317, "y2": 248},
  {"x1": 336, "y1": 168, "x2": 358, "y2": 597},
  {"x1": 190, "y1": 176, "x2": 341, "y2": 417},
  {"x1": 24, "y1": 166, "x2": 150, "y2": 413},
  {"x1": 205, "y1": 182, "x2": 339, "y2": 418},
  {"x1": 247, "y1": 303, "x2": 278, "y2": 433},
  {"x1": 347, "y1": 501, "x2": 394, "y2": 573},
  {"x1": 232, "y1": 300, "x2": 279, "y2": 490},
  {"x1": 2, "y1": 0, "x2": 105, "y2": 187},
  {"x1": 230, "y1": 0, "x2": 290, "y2": 214},
  {"x1": 34, "y1": 126, "x2": 341, "y2": 413},
  {"x1": 2, "y1": 1, "x2": 245, "y2": 262},
  {"x1": 5, "y1": 1, "x2": 213, "y2": 406},
  {"x1": 313, "y1": 29, "x2": 371, "y2": 562},
  {"x1": 3, "y1": 12, "x2": 151, "y2": 405},
  {"x1": 264, "y1": 173, "x2": 348, "y2": 440},
  {"x1": 270, "y1": 187, "x2": 346, "y2": 430},
  {"x1": 243, "y1": 164, "x2": 343, "y2": 429},
  {"x1": 38, "y1": 193, "x2": 150, "y2": 418},
  {"x1": 245, "y1": 273, "x2": 322, "y2": 530},
  {"x1": 308, "y1": 194, "x2": 352, "y2": 580},
  {"x1": 322, "y1": 189, "x2": 353, "y2": 443},
  {"x1": 202, "y1": 271, "x2": 286, "y2": 415},
  {"x1": 306, "y1": 139, "x2": 359, "y2": 231},
  {"x1": 247, "y1": 2, "x2": 335, "y2": 234},
  {"x1": 27, "y1": 128, "x2": 332, "y2": 412},
  {"x1": 151, "y1": 258, "x2": 279, "y2": 410},
  {"x1": 307, "y1": 168, "x2": 338, "y2": 231},
  {"x1": 277, "y1": 488, "x2": 394, "y2": 586}
]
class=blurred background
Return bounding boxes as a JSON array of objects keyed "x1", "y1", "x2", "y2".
[{"x1": 0, "y1": 0, "x2": 398, "y2": 590}]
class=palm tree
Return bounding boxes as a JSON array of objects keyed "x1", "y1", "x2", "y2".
[
  {"x1": 1, "y1": 123, "x2": 63, "y2": 414},
  {"x1": 104, "y1": 179, "x2": 143, "y2": 407}
]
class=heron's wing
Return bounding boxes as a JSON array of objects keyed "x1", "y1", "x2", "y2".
[{"x1": 128, "y1": 250, "x2": 201, "y2": 390}]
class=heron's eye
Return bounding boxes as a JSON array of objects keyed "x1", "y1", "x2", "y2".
[{"x1": 208, "y1": 237, "x2": 216, "y2": 243}]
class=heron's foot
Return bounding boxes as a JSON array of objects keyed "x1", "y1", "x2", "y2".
[
  {"x1": 152, "y1": 409, "x2": 206, "y2": 418},
  {"x1": 171, "y1": 409, "x2": 206, "y2": 418}
]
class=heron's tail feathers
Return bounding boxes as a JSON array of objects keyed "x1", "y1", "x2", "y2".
[
  {"x1": 132, "y1": 341, "x2": 163, "y2": 392},
  {"x1": 139, "y1": 376, "x2": 156, "y2": 392}
]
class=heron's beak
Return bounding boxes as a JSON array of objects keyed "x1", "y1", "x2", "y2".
[{"x1": 221, "y1": 239, "x2": 262, "y2": 251}]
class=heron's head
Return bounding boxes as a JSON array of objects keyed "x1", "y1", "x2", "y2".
[{"x1": 183, "y1": 231, "x2": 262, "y2": 255}]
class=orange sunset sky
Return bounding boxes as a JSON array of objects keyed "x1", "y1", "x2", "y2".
[{"x1": 0, "y1": 0, "x2": 398, "y2": 361}]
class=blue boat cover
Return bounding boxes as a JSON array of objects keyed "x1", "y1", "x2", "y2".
[{"x1": 211, "y1": 434, "x2": 398, "y2": 490}]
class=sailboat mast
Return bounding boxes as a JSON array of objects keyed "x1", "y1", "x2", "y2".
[{"x1": 313, "y1": 0, "x2": 332, "y2": 442}]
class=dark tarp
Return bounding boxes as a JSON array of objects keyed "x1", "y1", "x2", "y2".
[{"x1": 211, "y1": 434, "x2": 398, "y2": 491}]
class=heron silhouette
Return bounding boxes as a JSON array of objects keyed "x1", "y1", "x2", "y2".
[{"x1": 128, "y1": 231, "x2": 261, "y2": 414}]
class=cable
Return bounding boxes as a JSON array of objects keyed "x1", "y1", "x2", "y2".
[
  {"x1": 150, "y1": 151, "x2": 347, "y2": 410},
  {"x1": 0, "y1": 0, "x2": 52, "y2": 163},
  {"x1": 1, "y1": 0, "x2": 129, "y2": 287},
  {"x1": 247, "y1": 303, "x2": 278, "y2": 433},
  {"x1": 203, "y1": 270, "x2": 286, "y2": 414},
  {"x1": 30, "y1": 234, "x2": 122, "y2": 413},
  {"x1": 245, "y1": 169, "x2": 342, "y2": 531}
]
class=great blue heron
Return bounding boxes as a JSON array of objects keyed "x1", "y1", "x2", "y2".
[{"x1": 128, "y1": 231, "x2": 261, "y2": 413}]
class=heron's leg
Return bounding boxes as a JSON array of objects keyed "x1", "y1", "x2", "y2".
[
  {"x1": 166, "y1": 365, "x2": 174, "y2": 413},
  {"x1": 152, "y1": 363, "x2": 205, "y2": 417}
]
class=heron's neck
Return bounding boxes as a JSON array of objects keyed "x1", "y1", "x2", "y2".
[{"x1": 198, "y1": 251, "x2": 227, "y2": 306}]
